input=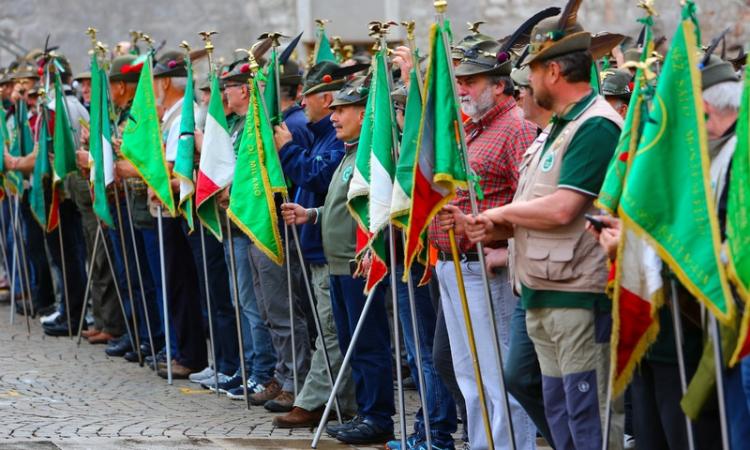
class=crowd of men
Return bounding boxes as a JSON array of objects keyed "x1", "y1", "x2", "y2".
[{"x1": 1, "y1": 0, "x2": 749, "y2": 449}]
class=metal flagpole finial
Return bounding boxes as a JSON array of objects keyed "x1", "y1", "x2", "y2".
[
  {"x1": 468, "y1": 20, "x2": 485, "y2": 34},
  {"x1": 95, "y1": 41, "x2": 108, "y2": 57},
  {"x1": 199, "y1": 31, "x2": 217, "y2": 52},
  {"x1": 129, "y1": 30, "x2": 142, "y2": 47},
  {"x1": 401, "y1": 21, "x2": 416, "y2": 42},
  {"x1": 140, "y1": 32, "x2": 155, "y2": 50},
  {"x1": 179, "y1": 40, "x2": 191, "y2": 55},
  {"x1": 434, "y1": 0, "x2": 448, "y2": 14},
  {"x1": 259, "y1": 32, "x2": 286, "y2": 48},
  {"x1": 85, "y1": 27, "x2": 98, "y2": 47},
  {"x1": 314, "y1": 18, "x2": 331, "y2": 29},
  {"x1": 637, "y1": 0, "x2": 658, "y2": 17},
  {"x1": 236, "y1": 46, "x2": 260, "y2": 74}
]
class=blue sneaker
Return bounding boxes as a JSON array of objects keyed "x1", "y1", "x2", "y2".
[
  {"x1": 385, "y1": 434, "x2": 454, "y2": 450},
  {"x1": 202, "y1": 372, "x2": 242, "y2": 393},
  {"x1": 226, "y1": 379, "x2": 265, "y2": 400}
]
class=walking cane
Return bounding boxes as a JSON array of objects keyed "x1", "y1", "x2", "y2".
[
  {"x1": 112, "y1": 183, "x2": 142, "y2": 364},
  {"x1": 156, "y1": 206, "x2": 173, "y2": 384},
  {"x1": 436, "y1": 2, "x2": 517, "y2": 447},
  {"x1": 225, "y1": 214, "x2": 250, "y2": 409}
]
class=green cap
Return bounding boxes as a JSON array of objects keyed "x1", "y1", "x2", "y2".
[
  {"x1": 701, "y1": 54, "x2": 740, "y2": 91},
  {"x1": 624, "y1": 48, "x2": 642, "y2": 64},
  {"x1": 329, "y1": 75, "x2": 369, "y2": 107},
  {"x1": 109, "y1": 55, "x2": 142, "y2": 83},
  {"x1": 220, "y1": 58, "x2": 253, "y2": 84},
  {"x1": 9, "y1": 63, "x2": 40, "y2": 81},
  {"x1": 454, "y1": 39, "x2": 512, "y2": 77},
  {"x1": 452, "y1": 33, "x2": 495, "y2": 60},
  {"x1": 302, "y1": 61, "x2": 368, "y2": 96},
  {"x1": 601, "y1": 69, "x2": 632, "y2": 97},
  {"x1": 153, "y1": 50, "x2": 187, "y2": 78},
  {"x1": 280, "y1": 59, "x2": 303, "y2": 86},
  {"x1": 523, "y1": 6, "x2": 591, "y2": 66}
]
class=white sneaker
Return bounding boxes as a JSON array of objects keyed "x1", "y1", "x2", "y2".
[
  {"x1": 189, "y1": 366, "x2": 215, "y2": 383},
  {"x1": 624, "y1": 434, "x2": 636, "y2": 449},
  {"x1": 40, "y1": 310, "x2": 61, "y2": 325}
]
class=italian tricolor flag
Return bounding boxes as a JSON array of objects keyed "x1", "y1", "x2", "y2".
[
  {"x1": 347, "y1": 46, "x2": 392, "y2": 293},
  {"x1": 196, "y1": 74, "x2": 235, "y2": 241}
]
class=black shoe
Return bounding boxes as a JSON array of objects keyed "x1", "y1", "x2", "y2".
[
  {"x1": 326, "y1": 415, "x2": 363, "y2": 438},
  {"x1": 105, "y1": 335, "x2": 132, "y2": 357},
  {"x1": 15, "y1": 300, "x2": 34, "y2": 316},
  {"x1": 335, "y1": 417, "x2": 394, "y2": 445},
  {"x1": 43, "y1": 320, "x2": 79, "y2": 337},
  {"x1": 35, "y1": 304, "x2": 57, "y2": 318}
]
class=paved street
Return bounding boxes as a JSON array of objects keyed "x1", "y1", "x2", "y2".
[{"x1": 0, "y1": 302, "x2": 421, "y2": 450}]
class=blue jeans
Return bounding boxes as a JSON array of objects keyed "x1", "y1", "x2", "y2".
[
  {"x1": 108, "y1": 199, "x2": 163, "y2": 346},
  {"x1": 223, "y1": 234, "x2": 276, "y2": 383},
  {"x1": 329, "y1": 273, "x2": 394, "y2": 429},
  {"x1": 725, "y1": 358, "x2": 750, "y2": 449},
  {"x1": 395, "y1": 264, "x2": 457, "y2": 447},
  {"x1": 140, "y1": 226, "x2": 175, "y2": 357}
]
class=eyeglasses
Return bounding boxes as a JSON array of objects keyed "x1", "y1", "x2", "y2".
[{"x1": 224, "y1": 83, "x2": 243, "y2": 89}]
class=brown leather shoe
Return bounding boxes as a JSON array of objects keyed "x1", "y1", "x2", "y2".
[
  {"x1": 249, "y1": 378, "x2": 281, "y2": 406},
  {"x1": 272, "y1": 406, "x2": 324, "y2": 428},
  {"x1": 81, "y1": 328, "x2": 101, "y2": 338},
  {"x1": 264, "y1": 390, "x2": 294, "y2": 413},
  {"x1": 88, "y1": 331, "x2": 116, "y2": 344},
  {"x1": 157, "y1": 360, "x2": 197, "y2": 379}
]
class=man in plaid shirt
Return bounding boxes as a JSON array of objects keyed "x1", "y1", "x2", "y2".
[{"x1": 428, "y1": 37, "x2": 538, "y2": 449}]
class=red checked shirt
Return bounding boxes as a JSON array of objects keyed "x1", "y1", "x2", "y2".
[{"x1": 429, "y1": 96, "x2": 537, "y2": 253}]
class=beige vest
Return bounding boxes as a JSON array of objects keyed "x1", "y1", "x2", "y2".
[{"x1": 512, "y1": 96, "x2": 623, "y2": 294}]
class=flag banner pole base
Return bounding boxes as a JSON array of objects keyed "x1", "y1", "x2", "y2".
[
  {"x1": 225, "y1": 215, "x2": 250, "y2": 410},
  {"x1": 76, "y1": 226, "x2": 101, "y2": 346},
  {"x1": 157, "y1": 208, "x2": 173, "y2": 385}
]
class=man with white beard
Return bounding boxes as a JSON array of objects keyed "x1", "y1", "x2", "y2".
[{"x1": 430, "y1": 38, "x2": 538, "y2": 449}]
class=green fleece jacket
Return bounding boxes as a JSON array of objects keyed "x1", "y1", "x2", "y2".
[{"x1": 320, "y1": 141, "x2": 358, "y2": 275}]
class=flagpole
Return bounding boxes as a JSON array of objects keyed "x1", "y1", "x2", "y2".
[
  {"x1": 8, "y1": 198, "x2": 17, "y2": 326},
  {"x1": 270, "y1": 36, "x2": 299, "y2": 398},
  {"x1": 377, "y1": 27, "x2": 419, "y2": 449},
  {"x1": 435, "y1": 2, "x2": 517, "y2": 447},
  {"x1": 113, "y1": 182, "x2": 143, "y2": 364},
  {"x1": 448, "y1": 229, "x2": 495, "y2": 448},
  {"x1": 156, "y1": 206, "x2": 173, "y2": 384},
  {"x1": 669, "y1": 280, "x2": 697, "y2": 450},
  {"x1": 75, "y1": 226, "x2": 100, "y2": 345},
  {"x1": 225, "y1": 214, "x2": 251, "y2": 409},
  {"x1": 311, "y1": 288, "x2": 378, "y2": 448},
  {"x1": 12, "y1": 194, "x2": 33, "y2": 334},
  {"x1": 710, "y1": 314, "x2": 730, "y2": 450},
  {"x1": 198, "y1": 30, "x2": 221, "y2": 394},
  {"x1": 118, "y1": 183, "x2": 158, "y2": 369}
]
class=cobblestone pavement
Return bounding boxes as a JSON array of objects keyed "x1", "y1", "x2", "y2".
[{"x1": 0, "y1": 302, "x2": 423, "y2": 450}]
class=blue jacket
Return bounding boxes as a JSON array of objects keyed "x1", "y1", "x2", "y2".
[{"x1": 279, "y1": 114, "x2": 344, "y2": 264}]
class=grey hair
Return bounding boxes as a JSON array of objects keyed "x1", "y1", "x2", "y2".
[
  {"x1": 702, "y1": 80, "x2": 742, "y2": 113},
  {"x1": 169, "y1": 77, "x2": 187, "y2": 90},
  {"x1": 488, "y1": 75, "x2": 515, "y2": 96}
]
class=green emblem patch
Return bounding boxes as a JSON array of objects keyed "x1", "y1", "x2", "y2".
[
  {"x1": 541, "y1": 151, "x2": 555, "y2": 172},
  {"x1": 342, "y1": 166, "x2": 353, "y2": 182}
]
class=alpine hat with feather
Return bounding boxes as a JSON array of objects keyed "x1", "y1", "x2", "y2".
[{"x1": 523, "y1": 0, "x2": 591, "y2": 66}]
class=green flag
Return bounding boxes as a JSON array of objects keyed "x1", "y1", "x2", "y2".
[
  {"x1": 52, "y1": 72, "x2": 78, "y2": 182},
  {"x1": 263, "y1": 48, "x2": 281, "y2": 126},
  {"x1": 29, "y1": 114, "x2": 51, "y2": 228},
  {"x1": 174, "y1": 56, "x2": 196, "y2": 231},
  {"x1": 227, "y1": 77, "x2": 285, "y2": 264},
  {"x1": 120, "y1": 53, "x2": 175, "y2": 216},
  {"x1": 590, "y1": 62, "x2": 601, "y2": 94},
  {"x1": 729, "y1": 56, "x2": 750, "y2": 364},
  {"x1": 597, "y1": 18, "x2": 653, "y2": 214},
  {"x1": 89, "y1": 53, "x2": 115, "y2": 228},
  {"x1": 314, "y1": 25, "x2": 337, "y2": 64},
  {"x1": 0, "y1": 106, "x2": 8, "y2": 191},
  {"x1": 620, "y1": 2, "x2": 734, "y2": 323},
  {"x1": 6, "y1": 100, "x2": 33, "y2": 196}
]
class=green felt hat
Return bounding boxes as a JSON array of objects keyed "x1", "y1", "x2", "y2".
[
  {"x1": 220, "y1": 58, "x2": 253, "y2": 84},
  {"x1": 701, "y1": 54, "x2": 740, "y2": 91},
  {"x1": 280, "y1": 59, "x2": 303, "y2": 86},
  {"x1": 153, "y1": 50, "x2": 187, "y2": 78},
  {"x1": 302, "y1": 61, "x2": 368, "y2": 96},
  {"x1": 624, "y1": 48, "x2": 642, "y2": 64},
  {"x1": 454, "y1": 39, "x2": 512, "y2": 77},
  {"x1": 109, "y1": 55, "x2": 142, "y2": 83},
  {"x1": 523, "y1": 1, "x2": 591, "y2": 66},
  {"x1": 9, "y1": 63, "x2": 40, "y2": 81},
  {"x1": 73, "y1": 71, "x2": 91, "y2": 82},
  {"x1": 601, "y1": 68, "x2": 632, "y2": 97},
  {"x1": 452, "y1": 32, "x2": 495, "y2": 60},
  {"x1": 329, "y1": 75, "x2": 369, "y2": 107}
]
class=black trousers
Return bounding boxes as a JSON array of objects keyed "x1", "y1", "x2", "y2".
[
  {"x1": 45, "y1": 199, "x2": 87, "y2": 322},
  {"x1": 161, "y1": 217, "x2": 207, "y2": 370}
]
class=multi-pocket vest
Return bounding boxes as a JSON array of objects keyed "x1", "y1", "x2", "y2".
[{"x1": 511, "y1": 96, "x2": 623, "y2": 294}]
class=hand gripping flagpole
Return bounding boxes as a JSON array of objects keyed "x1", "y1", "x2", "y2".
[
  {"x1": 197, "y1": 30, "x2": 222, "y2": 396},
  {"x1": 435, "y1": 1, "x2": 517, "y2": 448}
]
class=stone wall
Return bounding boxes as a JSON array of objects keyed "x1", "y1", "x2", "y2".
[{"x1": 0, "y1": 0, "x2": 747, "y2": 74}]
